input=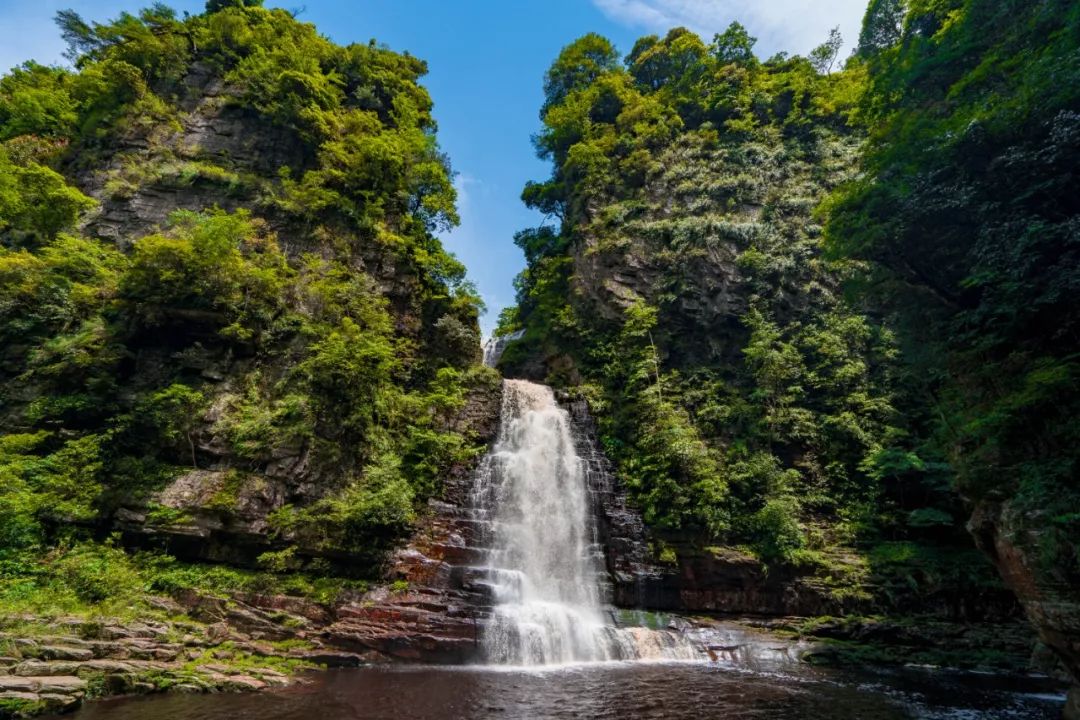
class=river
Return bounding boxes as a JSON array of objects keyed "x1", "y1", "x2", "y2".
[{"x1": 53, "y1": 662, "x2": 1064, "y2": 719}]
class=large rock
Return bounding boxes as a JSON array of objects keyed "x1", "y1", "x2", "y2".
[{"x1": 970, "y1": 499, "x2": 1080, "y2": 705}]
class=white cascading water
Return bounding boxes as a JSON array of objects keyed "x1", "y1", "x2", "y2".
[
  {"x1": 481, "y1": 330, "x2": 524, "y2": 368},
  {"x1": 473, "y1": 379, "x2": 703, "y2": 666}
]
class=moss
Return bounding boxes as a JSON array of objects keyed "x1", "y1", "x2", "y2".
[
  {"x1": 205, "y1": 470, "x2": 250, "y2": 513},
  {"x1": 0, "y1": 698, "x2": 47, "y2": 719},
  {"x1": 145, "y1": 503, "x2": 193, "y2": 527},
  {"x1": 802, "y1": 637, "x2": 1029, "y2": 674},
  {"x1": 183, "y1": 642, "x2": 314, "y2": 676}
]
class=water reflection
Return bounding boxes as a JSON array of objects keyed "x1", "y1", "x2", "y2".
[{"x1": 54, "y1": 662, "x2": 1065, "y2": 720}]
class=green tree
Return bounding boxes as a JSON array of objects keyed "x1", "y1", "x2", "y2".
[
  {"x1": 542, "y1": 33, "x2": 619, "y2": 115},
  {"x1": 810, "y1": 27, "x2": 843, "y2": 74},
  {"x1": 206, "y1": 0, "x2": 264, "y2": 13},
  {"x1": 0, "y1": 62, "x2": 77, "y2": 140},
  {"x1": 712, "y1": 21, "x2": 757, "y2": 65},
  {"x1": 144, "y1": 384, "x2": 205, "y2": 468},
  {"x1": 856, "y1": 0, "x2": 905, "y2": 57},
  {"x1": 0, "y1": 148, "x2": 96, "y2": 242}
]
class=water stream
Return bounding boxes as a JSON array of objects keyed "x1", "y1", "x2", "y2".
[
  {"x1": 481, "y1": 330, "x2": 524, "y2": 368},
  {"x1": 54, "y1": 663, "x2": 1066, "y2": 720},
  {"x1": 472, "y1": 379, "x2": 699, "y2": 665}
]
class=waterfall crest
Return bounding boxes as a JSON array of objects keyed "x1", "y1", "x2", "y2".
[
  {"x1": 473, "y1": 379, "x2": 702, "y2": 666},
  {"x1": 481, "y1": 330, "x2": 524, "y2": 368}
]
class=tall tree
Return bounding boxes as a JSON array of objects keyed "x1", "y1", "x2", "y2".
[
  {"x1": 712, "y1": 21, "x2": 757, "y2": 65},
  {"x1": 856, "y1": 0, "x2": 905, "y2": 57},
  {"x1": 541, "y1": 33, "x2": 619, "y2": 116},
  {"x1": 810, "y1": 27, "x2": 843, "y2": 73}
]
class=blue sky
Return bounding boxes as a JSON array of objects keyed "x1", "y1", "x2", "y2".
[{"x1": 0, "y1": 0, "x2": 866, "y2": 336}]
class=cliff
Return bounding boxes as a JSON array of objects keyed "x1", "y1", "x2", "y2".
[
  {"x1": 0, "y1": 2, "x2": 498, "y2": 622},
  {"x1": 499, "y1": 27, "x2": 1012, "y2": 625},
  {"x1": 0, "y1": 4, "x2": 512, "y2": 712},
  {"x1": 825, "y1": 0, "x2": 1080, "y2": 701},
  {"x1": 500, "y1": 1, "x2": 1080, "y2": 701}
]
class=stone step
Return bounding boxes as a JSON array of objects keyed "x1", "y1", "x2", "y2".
[
  {"x1": 0, "y1": 690, "x2": 83, "y2": 714},
  {"x1": 432, "y1": 505, "x2": 490, "y2": 520},
  {"x1": 0, "y1": 675, "x2": 86, "y2": 693},
  {"x1": 32, "y1": 646, "x2": 94, "y2": 662},
  {"x1": 10, "y1": 635, "x2": 93, "y2": 649},
  {"x1": 431, "y1": 516, "x2": 494, "y2": 543},
  {"x1": 10, "y1": 660, "x2": 81, "y2": 677},
  {"x1": 426, "y1": 543, "x2": 486, "y2": 566},
  {"x1": 8, "y1": 658, "x2": 167, "y2": 677}
]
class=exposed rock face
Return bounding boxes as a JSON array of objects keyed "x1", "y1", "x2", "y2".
[
  {"x1": 70, "y1": 59, "x2": 423, "y2": 316},
  {"x1": 74, "y1": 62, "x2": 309, "y2": 251},
  {"x1": 314, "y1": 380, "x2": 503, "y2": 663},
  {"x1": 969, "y1": 500, "x2": 1080, "y2": 691},
  {"x1": 113, "y1": 366, "x2": 503, "y2": 572}
]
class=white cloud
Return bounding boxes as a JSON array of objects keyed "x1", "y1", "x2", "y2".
[
  {"x1": 452, "y1": 173, "x2": 481, "y2": 210},
  {"x1": 592, "y1": 0, "x2": 867, "y2": 57}
]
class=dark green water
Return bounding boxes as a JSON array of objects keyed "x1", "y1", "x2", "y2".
[{"x1": 52, "y1": 662, "x2": 1065, "y2": 720}]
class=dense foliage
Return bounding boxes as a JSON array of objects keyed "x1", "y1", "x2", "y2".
[
  {"x1": 2, "y1": 0, "x2": 1073, "y2": 636},
  {"x1": 827, "y1": 0, "x2": 1080, "y2": 577},
  {"x1": 0, "y1": 1, "x2": 492, "y2": 592},
  {"x1": 500, "y1": 21, "x2": 1005, "y2": 604}
]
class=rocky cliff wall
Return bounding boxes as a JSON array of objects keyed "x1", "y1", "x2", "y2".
[
  {"x1": 0, "y1": 10, "x2": 489, "y2": 589},
  {"x1": 561, "y1": 391, "x2": 1021, "y2": 622}
]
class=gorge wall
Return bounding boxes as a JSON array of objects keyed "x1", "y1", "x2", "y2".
[
  {"x1": 1, "y1": 0, "x2": 1078, "y2": 714},
  {"x1": 498, "y1": 25, "x2": 1015, "y2": 625},
  {"x1": 496, "y1": 0, "x2": 1080, "y2": 696},
  {"x1": 0, "y1": 2, "x2": 498, "y2": 617}
]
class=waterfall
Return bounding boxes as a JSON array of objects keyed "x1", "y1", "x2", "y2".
[
  {"x1": 473, "y1": 379, "x2": 703, "y2": 666},
  {"x1": 481, "y1": 330, "x2": 524, "y2": 368}
]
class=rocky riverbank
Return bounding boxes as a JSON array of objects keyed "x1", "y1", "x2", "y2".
[
  {"x1": 0, "y1": 607, "x2": 302, "y2": 717},
  {"x1": 0, "y1": 581, "x2": 484, "y2": 718},
  {"x1": 1, "y1": 600, "x2": 1058, "y2": 719}
]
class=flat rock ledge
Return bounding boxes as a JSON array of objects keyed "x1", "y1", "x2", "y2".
[
  {"x1": 0, "y1": 578, "x2": 494, "y2": 719},
  {"x1": 0, "y1": 597, "x2": 348, "y2": 719}
]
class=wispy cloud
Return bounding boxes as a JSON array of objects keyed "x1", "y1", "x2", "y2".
[
  {"x1": 592, "y1": 0, "x2": 866, "y2": 57},
  {"x1": 452, "y1": 173, "x2": 481, "y2": 210}
]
